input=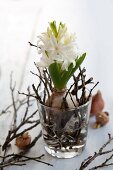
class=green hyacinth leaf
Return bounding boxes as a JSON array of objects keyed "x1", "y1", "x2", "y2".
[
  {"x1": 48, "y1": 53, "x2": 86, "y2": 90},
  {"x1": 48, "y1": 62, "x2": 63, "y2": 89}
]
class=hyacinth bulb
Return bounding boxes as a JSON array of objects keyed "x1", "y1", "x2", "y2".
[
  {"x1": 46, "y1": 88, "x2": 78, "y2": 109},
  {"x1": 91, "y1": 90, "x2": 105, "y2": 115},
  {"x1": 15, "y1": 132, "x2": 31, "y2": 149},
  {"x1": 96, "y1": 112, "x2": 109, "y2": 126}
]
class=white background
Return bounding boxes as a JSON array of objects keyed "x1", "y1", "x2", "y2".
[{"x1": 0, "y1": 0, "x2": 113, "y2": 169}]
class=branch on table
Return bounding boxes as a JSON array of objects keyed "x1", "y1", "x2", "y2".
[
  {"x1": 0, "y1": 74, "x2": 53, "y2": 169},
  {"x1": 79, "y1": 133, "x2": 113, "y2": 170}
]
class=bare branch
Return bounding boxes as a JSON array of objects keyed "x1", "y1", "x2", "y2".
[
  {"x1": 79, "y1": 134, "x2": 113, "y2": 170},
  {"x1": 28, "y1": 42, "x2": 37, "y2": 48}
]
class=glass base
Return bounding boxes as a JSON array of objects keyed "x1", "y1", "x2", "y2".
[{"x1": 45, "y1": 145, "x2": 85, "y2": 158}]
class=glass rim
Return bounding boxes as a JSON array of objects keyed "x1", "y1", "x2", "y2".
[{"x1": 37, "y1": 96, "x2": 92, "y2": 111}]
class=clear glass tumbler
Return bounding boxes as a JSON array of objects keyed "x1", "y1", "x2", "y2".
[{"x1": 38, "y1": 99, "x2": 91, "y2": 158}]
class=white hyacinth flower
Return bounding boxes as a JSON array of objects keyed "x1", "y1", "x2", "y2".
[{"x1": 37, "y1": 21, "x2": 79, "y2": 70}]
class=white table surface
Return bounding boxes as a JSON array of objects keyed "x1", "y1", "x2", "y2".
[{"x1": 0, "y1": 0, "x2": 113, "y2": 169}]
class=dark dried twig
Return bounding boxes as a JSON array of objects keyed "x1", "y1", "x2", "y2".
[
  {"x1": 2, "y1": 85, "x2": 40, "y2": 151},
  {"x1": 10, "y1": 72, "x2": 17, "y2": 129},
  {"x1": 69, "y1": 92, "x2": 77, "y2": 107},
  {"x1": 72, "y1": 75, "x2": 79, "y2": 103},
  {"x1": 34, "y1": 63, "x2": 53, "y2": 103},
  {"x1": 1, "y1": 72, "x2": 17, "y2": 170},
  {"x1": 64, "y1": 82, "x2": 75, "y2": 100},
  {"x1": 2, "y1": 109, "x2": 40, "y2": 151},
  {"x1": 71, "y1": 67, "x2": 94, "y2": 106},
  {"x1": 0, "y1": 131, "x2": 52, "y2": 168},
  {"x1": 79, "y1": 67, "x2": 86, "y2": 105},
  {"x1": 43, "y1": 68, "x2": 53, "y2": 92},
  {"x1": 28, "y1": 42, "x2": 37, "y2": 48},
  {"x1": 32, "y1": 84, "x2": 43, "y2": 104},
  {"x1": 61, "y1": 67, "x2": 95, "y2": 107},
  {"x1": 0, "y1": 75, "x2": 53, "y2": 169},
  {"x1": 79, "y1": 134, "x2": 113, "y2": 170},
  {"x1": 87, "y1": 81, "x2": 99, "y2": 101},
  {"x1": 60, "y1": 82, "x2": 75, "y2": 109},
  {"x1": 0, "y1": 98, "x2": 35, "y2": 116},
  {"x1": 30, "y1": 65, "x2": 97, "y2": 109},
  {"x1": 18, "y1": 91, "x2": 37, "y2": 99},
  {"x1": 30, "y1": 69, "x2": 52, "y2": 106},
  {"x1": 89, "y1": 155, "x2": 113, "y2": 170},
  {"x1": 30, "y1": 71, "x2": 50, "y2": 100},
  {"x1": 72, "y1": 77, "x2": 93, "y2": 93}
]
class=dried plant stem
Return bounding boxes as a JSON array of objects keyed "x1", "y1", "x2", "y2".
[
  {"x1": 0, "y1": 74, "x2": 53, "y2": 169},
  {"x1": 72, "y1": 75, "x2": 79, "y2": 103},
  {"x1": 65, "y1": 82, "x2": 75, "y2": 99},
  {"x1": 10, "y1": 72, "x2": 17, "y2": 129},
  {"x1": 71, "y1": 67, "x2": 94, "y2": 106},
  {"x1": 79, "y1": 134, "x2": 113, "y2": 170},
  {"x1": 71, "y1": 66, "x2": 98, "y2": 106},
  {"x1": 30, "y1": 65, "x2": 97, "y2": 110},
  {"x1": 87, "y1": 82, "x2": 99, "y2": 101},
  {"x1": 32, "y1": 84, "x2": 43, "y2": 104},
  {"x1": 0, "y1": 148, "x2": 7, "y2": 170},
  {"x1": 79, "y1": 67, "x2": 86, "y2": 105},
  {"x1": 2, "y1": 110, "x2": 40, "y2": 151},
  {"x1": 18, "y1": 91, "x2": 36, "y2": 99},
  {"x1": 43, "y1": 69, "x2": 53, "y2": 92},
  {"x1": 0, "y1": 131, "x2": 52, "y2": 168},
  {"x1": 30, "y1": 71, "x2": 50, "y2": 102},
  {"x1": 69, "y1": 92, "x2": 76, "y2": 107},
  {"x1": 89, "y1": 155, "x2": 113, "y2": 170},
  {"x1": 0, "y1": 97, "x2": 35, "y2": 117},
  {"x1": 28, "y1": 42, "x2": 37, "y2": 48}
]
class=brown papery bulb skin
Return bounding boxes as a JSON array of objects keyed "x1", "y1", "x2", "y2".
[
  {"x1": 15, "y1": 132, "x2": 31, "y2": 150},
  {"x1": 96, "y1": 112, "x2": 109, "y2": 126},
  {"x1": 91, "y1": 90, "x2": 105, "y2": 115}
]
